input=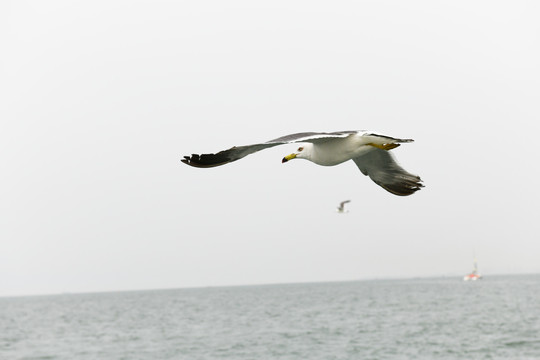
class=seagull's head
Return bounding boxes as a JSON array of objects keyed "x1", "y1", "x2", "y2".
[{"x1": 282, "y1": 144, "x2": 312, "y2": 163}]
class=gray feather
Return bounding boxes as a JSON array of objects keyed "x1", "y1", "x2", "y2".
[{"x1": 352, "y1": 149, "x2": 423, "y2": 196}]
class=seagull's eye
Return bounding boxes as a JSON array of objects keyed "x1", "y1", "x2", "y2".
[{"x1": 298, "y1": 147, "x2": 304, "y2": 152}]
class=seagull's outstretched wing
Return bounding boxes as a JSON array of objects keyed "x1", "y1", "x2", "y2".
[
  {"x1": 352, "y1": 148, "x2": 423, "y2": 196},
  {"x1": 181, "y1": 131, "x2": 356, "y2": 168},
  {"x1": 181, "y1": 143, "x2": 280, "y2": 168}
]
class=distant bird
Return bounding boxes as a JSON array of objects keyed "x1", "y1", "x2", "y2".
[
  {"x1": 181, "y1": 130, "x2": 423, "y2": 196},
  {"x1": 336, "y1": 200, "x2": 351, "y2": 213}
]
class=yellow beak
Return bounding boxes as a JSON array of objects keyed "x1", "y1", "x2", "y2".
[{"x1": 282, "y1": 153, "x2": 296, "y2": 163}]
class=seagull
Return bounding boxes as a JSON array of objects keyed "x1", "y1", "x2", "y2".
[
  {"x1": 336, "y1": 200, "x2": 351, "y2": 213},
  {"x1": 181, "y1": 130, "x2": 423, "y2": 196}
]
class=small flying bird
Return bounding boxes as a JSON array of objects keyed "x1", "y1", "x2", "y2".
[
  {"x1": 181, "y1": 130, "x2": 423, "y2": 196},
  {"x1": 336, "y1": 200, "x2": 351, "y2": 213}
]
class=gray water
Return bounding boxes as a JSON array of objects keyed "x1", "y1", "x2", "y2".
[{"x1": 1, "y1": 275, "x2": 539, "y2": 360}]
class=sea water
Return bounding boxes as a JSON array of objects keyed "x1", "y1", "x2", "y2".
[{"x1": 1, "y1": 274, "x2": 539, "y2": 360}]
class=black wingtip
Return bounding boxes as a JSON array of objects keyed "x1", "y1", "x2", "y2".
[
  {"x1": 180, "y1": 153, "x2": 232, "y2": 168},
  {"x1": 181, "y1": 154, "x2": 199, "y2": 166},
  {"x1": 378, "y1": 176, "x2": 424, "y2": 196}
]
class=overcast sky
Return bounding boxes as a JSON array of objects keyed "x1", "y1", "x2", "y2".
[{"x1": 1, "y1": 0, "x2": 539, "y2": 297}]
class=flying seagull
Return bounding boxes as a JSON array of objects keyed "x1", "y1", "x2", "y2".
[
  {"x1": 181, "y1": 130, "x2": 423, "y2": 196},
  {"x1": 337, "y1": 200, "x2": 351, "y2": 213}
]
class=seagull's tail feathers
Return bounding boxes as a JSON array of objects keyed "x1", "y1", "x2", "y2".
[{"x1": 352, "y1": 149, "x2": 424, "y2": 196}]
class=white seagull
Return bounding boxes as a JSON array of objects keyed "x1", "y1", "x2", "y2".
[
  {"x1": 336, "y1": 200, "x2": 351, "y2": 213},
  {"x1": 181, "y1": 130, "x2": 423, "y2": 196}
]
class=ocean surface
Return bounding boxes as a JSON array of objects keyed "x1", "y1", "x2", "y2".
[{"x1": 1, "y1": 274, "x2": 539, "y2": 360}]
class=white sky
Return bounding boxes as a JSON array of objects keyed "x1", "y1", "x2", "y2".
[{"x1": 1, "y1": 0, "x2": 539, "y2": 296}]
